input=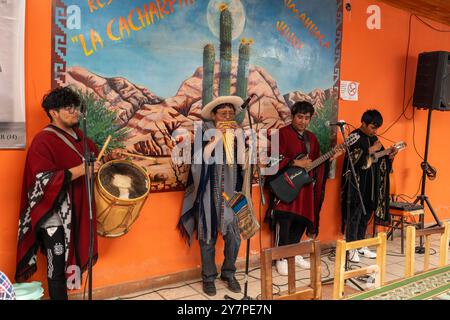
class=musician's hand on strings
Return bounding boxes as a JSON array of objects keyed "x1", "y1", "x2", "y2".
[
  {"x1": 330, "y1": 145, "x2": 345, "y2": 161},
  {"x1": 292, "y1": 157, "x2": 312, "y2": 169},
  {"x1": 389, "y1": 146, "x2": 398, "y2": 160},
  {"x1": 369, "y1": 140, "x2": 382, "y2": 154}
]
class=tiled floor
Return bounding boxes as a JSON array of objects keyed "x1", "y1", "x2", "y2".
[{"x1": 111, "y1": 233, "x2": 449, "y2": 300}]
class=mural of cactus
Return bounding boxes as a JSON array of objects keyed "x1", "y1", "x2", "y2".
[
  {"x1": 219, "y1": 6, "x2": 232, "y2": 96},
  {"x1": 236, "y1": 40, "x2": 251, "y2": 99},
  {"x1": 202, "y1": 44, "x2": 215, "y2": 106}
]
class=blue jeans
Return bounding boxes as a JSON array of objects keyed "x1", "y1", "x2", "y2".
[{"x1": 199, "y1": 223, "x2": 241, "y2": 283}]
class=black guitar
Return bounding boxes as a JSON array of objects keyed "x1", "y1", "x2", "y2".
[{"x1": 269, "y1": 133, "x2": 360, "y2": 203}]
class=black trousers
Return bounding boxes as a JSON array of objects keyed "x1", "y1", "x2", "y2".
[
  {"x1": 39, "y1": 226, "x2": 68, "y2": 300},
  {"x1": 274, "y1": 212, "x2": 308, "y2": 247},
  {"x1": 345, "y1": 204, "x2": 373, "y2": 242}
]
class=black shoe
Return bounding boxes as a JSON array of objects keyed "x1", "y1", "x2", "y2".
[
  {"x1": 202, "y1": 281, "x2": 216, "y2": 296},
  {"x1": 220, "y1": 275, "x2": 241, "y2": 293}
]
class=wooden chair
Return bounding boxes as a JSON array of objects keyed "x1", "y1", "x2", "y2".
[
  {"x1": 260, "y1": 241, "x2": 322, "y2": 300},
  {"x1": 333, "y1": 232, "x2": 387, "y2": 299},
  {"x1": 404, "y1": 222, "x2": 450, "y2": 277}
]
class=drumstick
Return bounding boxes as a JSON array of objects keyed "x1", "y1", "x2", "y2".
[
  {"x1": 119, "y1": 151, "x2": 157, "y2": 162},
  {"x1": 97, "y1": 135, "x2": 112, "y2": 162}
]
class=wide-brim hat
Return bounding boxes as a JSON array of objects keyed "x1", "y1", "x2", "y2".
[{"x1": 201, "y1": 95, "x2": 244, "y2": 120}]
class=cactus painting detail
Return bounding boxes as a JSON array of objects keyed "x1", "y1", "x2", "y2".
[
  {"x1": 202, "y1": 44, "x2": 215, "y2": 105},
  {"x1": 236, "y1": 39, "x2": 251, "y2": 100},
  {"x1": 218, "y1": 6, "x2": 232, "y2": 96}
]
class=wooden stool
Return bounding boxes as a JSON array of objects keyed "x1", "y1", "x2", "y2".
[{"x1": 388, "y1": 201, "x2": 424, "y2": 254}]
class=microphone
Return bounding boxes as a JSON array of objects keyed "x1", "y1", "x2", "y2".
[
  {"x1": 80, "y1": 102, "x2": 86, "y2": 115},
  {"x1": 240, "y1": 94, "x2": 257, "y2": 110},
  {"x1": 325, "y1": 120, "x2": 346, "y2": 127},
  {"x1": 235, "y1": 94, "x2": 257, "y2": 124}
]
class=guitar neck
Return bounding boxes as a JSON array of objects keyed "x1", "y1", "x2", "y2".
[
  {"x1": 373, "y1": 149, "x2": 391, "y2": 159},
  {"x1": 306, "y1": 146, "x2": 338, "y2": 172}
]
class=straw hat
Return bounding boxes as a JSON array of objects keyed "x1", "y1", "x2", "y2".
[{"x1": 201, "y1": 96, "x2": 244, "y2": 120}]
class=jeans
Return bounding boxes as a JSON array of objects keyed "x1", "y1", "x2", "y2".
[{"x1": 199, "y1": 223, "x2": 241, "y2": 283}]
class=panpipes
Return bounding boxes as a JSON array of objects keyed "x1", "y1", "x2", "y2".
[{"x1": 219, "y1": 121, "x2": 236, "y2": 165}]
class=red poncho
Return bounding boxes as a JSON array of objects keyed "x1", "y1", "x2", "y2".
[
  {"x1": 273, "y1": 125, "x2": 326, "y2": 236},
  {"x1": 15, "y1": 125, "x2": 98, "y2": 283}
]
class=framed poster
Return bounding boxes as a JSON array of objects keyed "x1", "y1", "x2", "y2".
[
  {"x1": 52, "y1": 0, "x2": 343, "y2": 192},
  {"x1": 0, "y1": 0, "x2": 26, "y2": 149}
]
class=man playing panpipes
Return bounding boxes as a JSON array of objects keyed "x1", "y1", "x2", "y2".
[{"x1": 178, "y1": 95, "x2": 247, "y2": 296}]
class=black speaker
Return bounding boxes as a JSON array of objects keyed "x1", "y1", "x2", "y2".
[{"x1": 413, "y1": 51, "x2": 450, "y2": 111}]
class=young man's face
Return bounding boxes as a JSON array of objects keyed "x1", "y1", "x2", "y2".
[
  {"x1": 291, "y1": 112, "x2": 312, "y2": 133},
  {"x1": 361, "y1": 122, "x2": 379, "y2": 137},
  {"x1": 49, "y1": 105, "x2": 80, "y2": 129}
]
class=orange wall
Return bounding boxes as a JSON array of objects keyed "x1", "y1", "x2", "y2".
[{"x1": 1, "y1": 0, "x2": 449, "y2": 293}]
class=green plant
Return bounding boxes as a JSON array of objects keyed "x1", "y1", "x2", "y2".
[
  {"x1": 308, "y1": 97, "x2": 335, "y2": 155},
  {"x1": 75, "y1": 89, "x2": 129, "y2": 152}
]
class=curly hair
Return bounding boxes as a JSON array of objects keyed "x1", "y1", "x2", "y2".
[
  {"x1": 42, "y1": 86, "x2": 81, "y2": 120},
  {"x1": 291, "y1": 101, "x2": 315, "y2": 117}
]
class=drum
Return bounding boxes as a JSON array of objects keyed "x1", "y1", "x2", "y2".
[{"x1": 95, "y1": 160, "x2": 150, "y2": 237}]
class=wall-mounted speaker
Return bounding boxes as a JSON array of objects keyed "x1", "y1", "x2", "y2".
[{"x1": 413, "y1": 51, "x2": 450, "y2": 111}]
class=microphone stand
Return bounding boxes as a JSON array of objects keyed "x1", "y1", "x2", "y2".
[
  {"x1": 80, "y1": 105, "x2": 95, "y2": 300},
  {"x1": 413, "y1": 109, "x2": 442, "y2": 253},
  {"x1": 224, "y1": 96, "x2": 265, "y2": 301}
]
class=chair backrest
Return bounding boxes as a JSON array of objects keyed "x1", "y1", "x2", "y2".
[
  {"x1": 260, "y1": 240, "x2": 322, "y2": 300},
  {"x1": 405, "y1": 222, "x2": 450, "y2": 277},
  {"x1": 333, "y1": 232, "x2": 387, "y2": 299}
]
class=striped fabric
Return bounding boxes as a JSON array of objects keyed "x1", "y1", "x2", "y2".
[{"x1": 0, "y1": 271, "x2": 16, "y2": 300}]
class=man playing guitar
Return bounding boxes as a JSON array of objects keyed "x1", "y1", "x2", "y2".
[
  {"x1": 267, "y1": 101, "x2": 344, "y2": 275},
  {"x1": 340, "y1": 109, "x2": 399, "y2": 263}
]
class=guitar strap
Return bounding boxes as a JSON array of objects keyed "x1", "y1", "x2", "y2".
[
  {"x1": 298, "y1": 132, "x2": 311, "y2": 158},
  {"x1": 43, "y1": 127, "x2": 85, "y2": 161}
]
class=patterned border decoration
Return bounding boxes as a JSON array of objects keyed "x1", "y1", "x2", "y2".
[
  {"x1": 51, "y1": 0, "x2": 67, "y2": 88},
  {"x1": 348, "y1": 265, "x2": 450, "y2": 300},
  {"x1": 333, "y1": 0, "x2": 343, "y2": 106}
]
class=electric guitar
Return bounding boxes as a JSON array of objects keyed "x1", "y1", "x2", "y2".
[
  {"x1": 269, "y1": 133, "x2": 360, "y2": 204},
  {"x1": 362, "y1": 141, "x2": 406, "y2": 169}
]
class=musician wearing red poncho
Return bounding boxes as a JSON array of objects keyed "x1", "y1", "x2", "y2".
[
  {"x1": 266, "y1": 101, "x2": 343, "y2": 276},
  {"x1": 15, "y1": 87, "x2": 101, "y2": 300}
]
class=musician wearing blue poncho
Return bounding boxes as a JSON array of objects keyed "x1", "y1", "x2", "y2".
[{"x1": 177, "y1": 95, "x2": 252, "y2": 297}]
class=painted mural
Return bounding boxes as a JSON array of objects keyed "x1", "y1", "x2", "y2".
[{"x1": 52, "y1": 0, "x2": 343, "y2": 192}]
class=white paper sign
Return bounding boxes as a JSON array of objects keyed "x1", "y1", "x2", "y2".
[
  {"x1": 0, "y1": 0, "x2": 26, "y2": 149},
  {"x1": 340, "y1": 80, "x2": 359, "y2": 101}
]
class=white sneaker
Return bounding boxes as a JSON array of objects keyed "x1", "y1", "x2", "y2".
[
  {"x1": 358, "y1": 247, "x2": 377, "y2": 259},
  {"x1": 276, "y1": 259, "x2": 288, "y2": 276},
  {"x1": 348, "y1": 249, "x2": 360, "y2": 263},
  {"x1": 295, "y1": 255, "x2": 310, "y2": 269}
]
